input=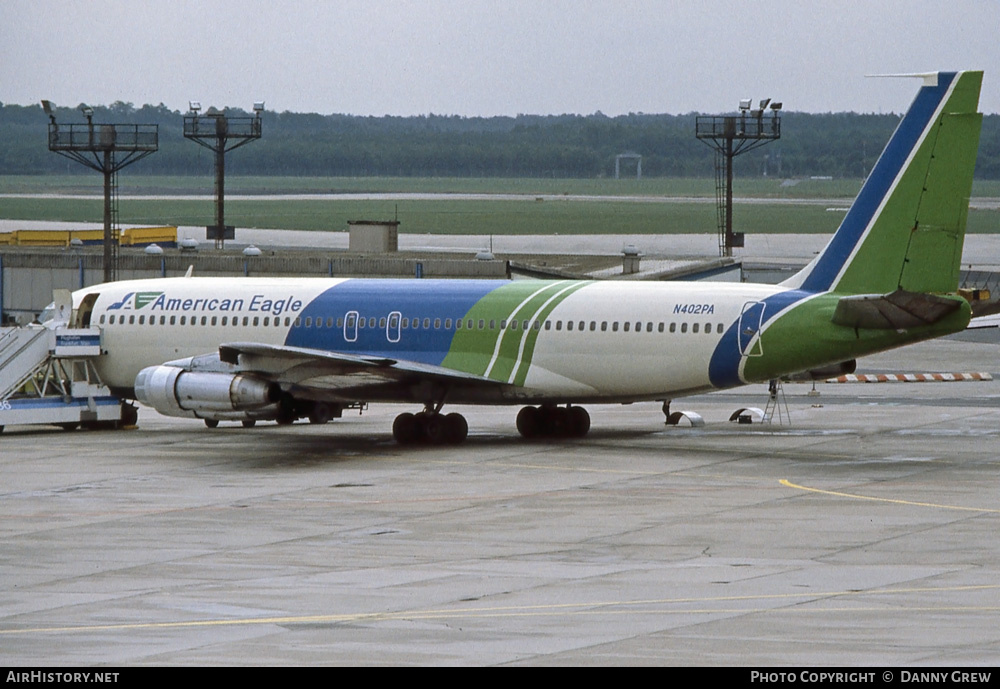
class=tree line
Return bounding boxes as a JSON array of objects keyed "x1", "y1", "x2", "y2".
[{"x1": 2, "y1": 100, "x2": 998, "y2": 179}]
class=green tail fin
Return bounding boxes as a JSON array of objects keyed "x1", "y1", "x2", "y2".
[{"x1": 785, "y1": 71, "x2": 983, "y2": 295}]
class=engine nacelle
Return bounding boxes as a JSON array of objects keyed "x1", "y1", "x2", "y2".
[{"x1": 135, "y1": 366, "x2": 280, "y2": 417}]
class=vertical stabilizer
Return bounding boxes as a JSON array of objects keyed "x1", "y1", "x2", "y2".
[{"x1": 783, "y1": 71, "x2": 983, "y2": 295}]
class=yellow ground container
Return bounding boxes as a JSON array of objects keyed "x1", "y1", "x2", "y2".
[
  {"x1": 10, "y1": 230, "x2": 73, "y2": 247},
  {"x1": 0, "y1": 227, "x2": 176, "y2": 247},
  {"x1": 121, "y1": 226, "x2": 177, "y2": 247}
]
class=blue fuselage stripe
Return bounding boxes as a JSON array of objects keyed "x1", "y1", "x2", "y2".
[{"x1": 284, "y1": 279, "x2": 507, "y2": 364}]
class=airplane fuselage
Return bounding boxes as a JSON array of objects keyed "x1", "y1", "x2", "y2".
[{"x1": 80, "y1": 276, "x2": 802, "y2": 404}]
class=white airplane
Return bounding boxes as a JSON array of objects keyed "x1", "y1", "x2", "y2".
[{"x1": 68, "y1": 71, "x2": 983, "y2": 444}]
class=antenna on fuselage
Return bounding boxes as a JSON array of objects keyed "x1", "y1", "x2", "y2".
[{"x1": 184, "y1": 265, "x2": 194, "y2": 278}]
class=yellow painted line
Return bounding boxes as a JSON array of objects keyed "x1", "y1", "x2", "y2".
[
  {"x1": 3, "y1": 584, "x2": 998, "y2": 635},
  {"x1": 780, "y1": 479, "x2": 1000, "y2": 513}
]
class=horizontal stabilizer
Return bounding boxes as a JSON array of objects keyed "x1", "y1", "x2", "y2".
[{"x1": 832, "y1": 290, "x2": 962, "y2": 330}]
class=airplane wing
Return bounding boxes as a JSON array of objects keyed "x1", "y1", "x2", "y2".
[{"x1": 169, "y1": 341, "x2": 513, "y2": 403}]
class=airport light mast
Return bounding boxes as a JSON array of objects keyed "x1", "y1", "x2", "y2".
[
  {"x1": 43, "y1": 101, "x2": 159, "y2": 281},
  {"x1": 183, "y1": 102, "x2": 264, "y2": 249},
  {"x1": 696, "y1": 99, "x2": 782, "y2": 257}
]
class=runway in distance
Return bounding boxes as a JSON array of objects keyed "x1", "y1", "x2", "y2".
[{"x1": 66, "y1": 71, "x2": 983, "y2": 444}]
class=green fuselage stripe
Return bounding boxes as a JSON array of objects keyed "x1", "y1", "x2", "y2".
[{"x1": 441, "y1": 280, "x2": 592, "y2": 382}]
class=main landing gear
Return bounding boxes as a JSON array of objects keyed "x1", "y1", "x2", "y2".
[
  {"x1": 516, "y1": 404, "x2": 590, "y2": 439},
  {"x1": 392, "y1": 409, "x2": 468, "y2": 445}
]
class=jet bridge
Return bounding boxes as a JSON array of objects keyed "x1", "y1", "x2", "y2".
[{"x1": 0, "y1": 300, "x2": 133, "y2": 433}]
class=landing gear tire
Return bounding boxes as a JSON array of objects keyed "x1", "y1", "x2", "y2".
[
  {"x1": 120, "y1": 403, "x2": 138, "y2": 427},
  {"x1": 392, "y1": 412, "x2": 420, "y2": 444},
  {"x1": 204, "y1": 418, "x2": 219, "y2": 429},
  {"x1": 308, "y1": 402, "x2": 333, "y2": 425},
  {"x1": 516, "y1": 406, "x2": 540, "y2": 439},
  {"x1": 444, "y1": 412, "x2": 468, "y2": 444},
  {"x1": 517, "y1": 405, "x2": 589, "y2": 439},
  {"x1": 393, "y1": 411, "x2": 469, "y2": 445},
  {"x1": 241, "y1": 419, "x2": 257, "y2": 428}
]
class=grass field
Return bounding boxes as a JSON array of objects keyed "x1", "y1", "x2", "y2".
[
  {"x1": 1, "y1": 174, "x2": 872, "y2": 198},
  {"x1": 1, "y1": 175, "x2": 997, "y2": 235}
]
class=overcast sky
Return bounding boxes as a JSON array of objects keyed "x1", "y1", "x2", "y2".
[{"x1": 3, "y1": 0, "x2": 998, "y2": 117}]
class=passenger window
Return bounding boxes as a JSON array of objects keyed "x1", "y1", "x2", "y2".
[
  {"x1": 681, "y1": 323, "x2": 687, "y2": 333},
  {"x1": 601, "y1": 322, "x2": 607, "y2": 331},
  {"x1": 590, "y1": 321, "x2": 596, "y2": 331},
  {"x1": 326, "y1": 317, "x2": 333, "y2": 328},
  {"x1": 511, "y1": 320, "x2": 518, "y2": 331},
  {"x1": 380, "y1": 317, "x2": 387, "y2": 329},
  {"x1": 646, "y1": 323, "x2": 653, "y2": 332},
  {"x1": 201, "y1": 316, "x2": 207, "y2": 326},
  {"x1": 693, "y1": 323, "x2": 699, "y2": 333},
  {"x1": 368, "y1": 317, "x2": 375, "y2": 328},
  {"x1": 423, "y1": 318, "x2": 431, "y2": 329},
  {"x1": 658, "y1": 323, "x2": 664, "y2": 333},
  {"x1": 717, "y1": 323, "x2": 724, "y2": 334},
  {"x1": 179, "y1": 316, "x2": 186, "y2": 325},
  {"x1": 623, "y1": 322, "x2": 630, "y2": 332},
  {"x1": 670, "y1": 322, "x2": 676, "y2": 333},
  {"x1": 129, "y1": 315, "x2": 135, "y2": 325},
  {"x1": 445, "y1": 318, "x2": 452, "y2": 329},
  {"x1": 253, "y1": 317, "x2": 259, "y2": 326},
  {"x1": 160, "y1": 316, "x2": 166, "y2": 325},
  {"x1": 138, "y1": 315, "x2": 145, "y2": 325},
  {"x1": 544, "y1": 321, "x2": 551, "y2": 330},
  {"x1": 479, "y1": 319, "x2": 486, "y2": 330},
  {"x1": 489, "y1": 320, "x2": 496, "y2": 330},
  {"x1": 212, "y1": 316, "x2": 218, "y2": 326},
  {"x1": 705, "y1": 322, "x2": 711, "y2": 333},
  {"x1": 578, "y1": 321, "x2": 585, "y2": 331},
  {"x1": 567, "y1": 321, "x2": 573, "y2": 331},
  {"x1": 556, "y1": 321, "x2": 562, "y2": 331},
  {"x1": 169, "y1": 316, "x2": 176, "y2": 325},
  {"x1": 468, "y1": 319, "x2": 474, "y2": 330},
  {"x1": 456, "y1": 319, "x2": 462, "y2": 330},
  {"x1": 612, "y1": 322, "x2": 619, "y2": 332}
]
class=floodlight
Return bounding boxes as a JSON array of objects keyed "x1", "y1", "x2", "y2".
[
  {"x1": 253, "y1": 101, "x2": 265, "y2": 113},
  {"x1": 739, "y1": 99, "x2": 752, "y2": 111},
  {"x1": 189, "y1": 101, "x2": 201, "y2": 113},
  {"x1": 80, "y1": 104, "x2": 94, "y2": 118},
  {"x1": 770, "y1": 102, "x2": 783, "y2": 111},
  {"x1": 759, "y1": 98, "x2": 771, "y2": 110},
  {"x1": 41, "y1": 100, "x2": 55, "y2": 116}
]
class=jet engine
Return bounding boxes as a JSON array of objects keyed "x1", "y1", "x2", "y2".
[{"x1": 134, "y1": 366, "x2": 280, "y2": 418}]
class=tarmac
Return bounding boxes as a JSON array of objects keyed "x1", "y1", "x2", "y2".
[{"x1": 1, "y1": 337, "x2": 998, "y2": 666}]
